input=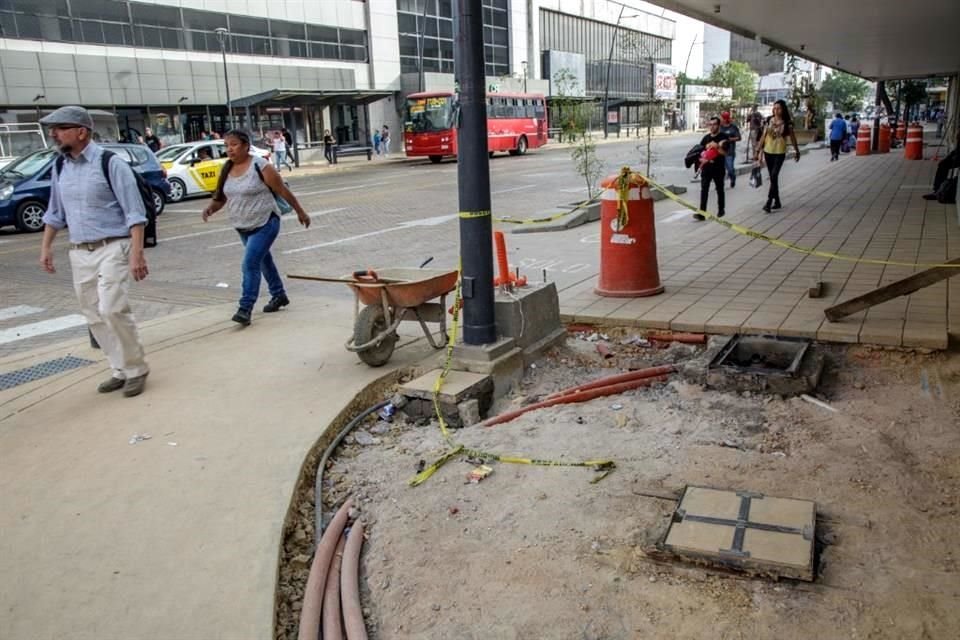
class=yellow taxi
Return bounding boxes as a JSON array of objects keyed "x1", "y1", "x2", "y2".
[{"x1": 155, "y1": 140, "x2": 270, "y2": 202}]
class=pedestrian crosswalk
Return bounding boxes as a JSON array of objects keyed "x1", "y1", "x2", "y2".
[{"x1": 0, "y1": 305, "x2": 88, "y2": 346}]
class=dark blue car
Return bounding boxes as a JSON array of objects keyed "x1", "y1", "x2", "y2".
[{"x1": 0, "y1": 144, "x2": 171, "y2": 233}]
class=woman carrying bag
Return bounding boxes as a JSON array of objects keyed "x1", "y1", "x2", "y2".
[
  {"x1": 202, "y1": 129, "x2": 311, "y2": 326},
  {"x1": 755, "y1": 99, "x2": 801, "y2": 213}
]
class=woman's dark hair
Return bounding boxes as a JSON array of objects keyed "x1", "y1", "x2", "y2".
[
  {"x1": 773, "y1": 99, "x2": 793, "y2": 127},
  {"x1": 212, "y1": 130, "x2": 253, "y2": 201},
  {"x1": 223, "y1": 128, "x2": 251, "y2": 145}
]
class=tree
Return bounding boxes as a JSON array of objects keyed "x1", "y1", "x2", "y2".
[
  {"x1": 820, "y1": 72, "x2": 870, "y2": 113},
  {"x1": 899, "y1": 80, "x2": 927, "y2": 121},
  {"x1": 552, "y1": 69, "x2": 604, "y2": 198},
  {"x1": 707, "y1": 61, "x2": 758, "y2": 105}
]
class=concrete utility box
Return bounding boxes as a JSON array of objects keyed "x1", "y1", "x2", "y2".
[
  {"x1": 660, "y1": 486, "x2": 817, "y2": 581},
  {"x1": 706, "y1": 334, "x2": 824, "y2": 396},
  {"x1": 398, "y1": 369, "x2": 493, "y2": 427},
  {"x1": 494, "y1": 282, "x2": 566, "y2": 365}
]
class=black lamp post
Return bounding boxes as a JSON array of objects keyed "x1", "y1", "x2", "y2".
[{"x1": 214, "y1": 27, "x2": 233, "y2": 130}]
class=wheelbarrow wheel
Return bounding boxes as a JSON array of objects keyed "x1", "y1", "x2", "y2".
[{"x1": 354, "y1": 304, "x2": 397, "y2": 367}]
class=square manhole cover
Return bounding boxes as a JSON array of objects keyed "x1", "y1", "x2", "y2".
[{"x1": 660, "y1": 486, "x2": 816, "y2": 581}]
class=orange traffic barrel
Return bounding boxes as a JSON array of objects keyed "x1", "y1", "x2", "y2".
[
  {"x1": 595, "y1": 169, "x2": 664, "y2": 297},
  {"x1": 896, "y1": 121, "x2": 906, "y2": 140},
  {"x1": 877, "y1": 123, "x2": 891, "y2": 153},
  {"x1": 856, "y1": 125, "x2": 871, "y2": 155},
  {"x1": 904, "y1": 124, "x2": 923, "y2": 160}
]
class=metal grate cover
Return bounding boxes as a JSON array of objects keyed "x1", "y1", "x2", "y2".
[{"x1": 0, "y1": 356, "x2": 95, "y2": 391}]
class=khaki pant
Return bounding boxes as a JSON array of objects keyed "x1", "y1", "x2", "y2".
[{"x1": 69, "y1": 240, "x2": 149, "y2": 379}]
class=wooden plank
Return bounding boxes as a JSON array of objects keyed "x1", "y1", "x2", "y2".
[{"x1": 824, "y1": 257, "x2": 960, "y2": 322}]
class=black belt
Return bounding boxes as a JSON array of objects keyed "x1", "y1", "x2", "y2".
[{"x1": 70, "y1": 236, "x2": 129, "y2": 251}]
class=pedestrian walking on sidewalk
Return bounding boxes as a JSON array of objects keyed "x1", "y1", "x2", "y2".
[
  {"x1": 718, "y1": 111, "x2": 741, "y2": 188},
  {"x1": 373, "y1": 129, "x2": 381, "y2": 156},
  {"x1": 829, "y1": 113, "x2": 848, "y2": 161},
  {"x1": 323, "y1": 129, "x2": 336, "y2": 164},
  {"x1": 38, "y1": 106, "x2": 151, "y2": 397},
  {"x1": 272, "y1": 130, "x2": 292, "y2": 172},
  {"x1": 693, "y1": 116, "x2": 729, "y2": 222},
  {"x1": 201, "y1": 129, "x2": 311, "y2": 326},
  {"x1": 755, "y1": 99, "x2": 800, "y2": 213},
  {"x1": 381, "y1": 125, "x2": 391, "y2": 157}
]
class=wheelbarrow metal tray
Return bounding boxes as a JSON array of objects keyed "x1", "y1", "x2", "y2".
[{"x1": 349, "y1": 268, "x2": 458, "y2": 307}]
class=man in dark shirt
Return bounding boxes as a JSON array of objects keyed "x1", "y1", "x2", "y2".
[
  {"x1": 718, "y1": 111, "x2": 741, "y2": 187},
  {"x1": 694, "y1": 116, "x2": 729, "y2": 221},
  {"x1": 143, "y1": 127, "x2": 161, "y2": 152}
]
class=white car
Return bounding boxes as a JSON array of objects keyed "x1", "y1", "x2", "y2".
[{"x1": 155, "y1": 140, "x2": 271, "y2": 202}]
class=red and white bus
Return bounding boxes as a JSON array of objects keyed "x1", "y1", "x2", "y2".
[{"x1": 403, "y1": 91, "x2": 548, "y2": 163}]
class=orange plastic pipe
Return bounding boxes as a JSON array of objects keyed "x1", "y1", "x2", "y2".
[
  {"x1": 483, "y1": 375, "x2": 670, "y2": 427},
  {"x1": 298, "y1": 497, "x2": 353, "y2": 640},
  {"x1": 341, "y1": 520, "x2": 368, "y2": 640},
  {"x1": 544, "y1": 364, "x2": 676, "y2": 400},
  {"x1": 494, "y1": 231, "x2": 510, "y2": 285},
  {"x1": 321, "y1": 536, "x2": 346, "y2": 640}
]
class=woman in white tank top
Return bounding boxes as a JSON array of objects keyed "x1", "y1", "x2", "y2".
[{"x1": 201, "y1": 129, "x2": 311, "y2": 325}]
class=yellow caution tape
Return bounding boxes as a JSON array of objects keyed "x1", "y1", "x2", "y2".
[
  {"x1": 615, "y1": 166, "x2": 631, "y2": 230},
  {"x1": 459, "y1": 210, "x2": 491, "y2": 219},
  {"x1": 641, "y1": 173, "x2": 960, "y2": 269},
  {"x1": 407, "y1": 264, "x2": 616, "y2": 487}
]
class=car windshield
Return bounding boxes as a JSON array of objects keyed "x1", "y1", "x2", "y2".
[
  {"x1": 405, "y1": 96, "x2": 457, "y2": 133},
  {"x1": 155, "y1": 145, "x2": 191, "y2": 161},
  {"x1": 0, "y1": 148, "x2": 57, "y2": 179}
]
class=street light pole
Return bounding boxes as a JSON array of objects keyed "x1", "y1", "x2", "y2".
[
  {"x1": 521, "y1": 60, "x2": 528, "y2": 92},
  {"x1": 214, "y1": 27, "x2": 233, "y2": 130},
  {"x1": 602, "y1": 5, "x2": 626, "y2": 139}
]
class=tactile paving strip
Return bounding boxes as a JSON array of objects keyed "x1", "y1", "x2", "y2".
[{"x1": 0, "y1": 356, "x2": 95, "y2": 391}]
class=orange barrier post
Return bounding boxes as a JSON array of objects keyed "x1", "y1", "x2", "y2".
[
  {"x1": 493, "y1": 230, "x2": 527, "y2": 287},
  {"x1": 855, "y1": 126, "x2": 871, "y2": 156},
  {"x1": 878, "y1": 123, "x2": 891, "y2": 153},
  {"x1": 904, "y1": 124, "x2": 923, "y2": 160},
  {"x1": 896, "y1": 121, "x2": 907, "y2": 140},
  {"x1": 595, "y1": 169, "x2": 664, "y2": 297}
]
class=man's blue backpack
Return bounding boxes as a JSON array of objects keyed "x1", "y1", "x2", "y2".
[{"x1": 55, "y1": 150, "x2": 158, "y2": 247}]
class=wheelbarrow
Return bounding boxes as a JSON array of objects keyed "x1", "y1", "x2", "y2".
[{"x1": 288, "y1": 268, "x2": 458, "y2": 367}]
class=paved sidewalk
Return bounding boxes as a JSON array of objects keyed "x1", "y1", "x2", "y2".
[
  {"x1": 558, "y1": 141, "x2": 959, "y2": 349},
  {"x1": 0, "y1": 296, "x2": 433, "y2": 640}
]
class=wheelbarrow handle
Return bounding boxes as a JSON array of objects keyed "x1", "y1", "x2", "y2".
[{"x1": 352, "y1": 269, "x2": 379, "y2": 282}]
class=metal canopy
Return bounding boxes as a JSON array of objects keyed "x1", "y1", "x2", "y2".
[
  {"x1": 654, "y1": 0, "x2": 960, "y2": 80},
  {"x1": 230, "y1": 88, "x2": 395, "y2": 109}
]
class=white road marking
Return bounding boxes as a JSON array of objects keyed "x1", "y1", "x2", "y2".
[
  {"x1": 208, "y1": 225, "x2": 328, "y2": 249},
  {"x1": 284, "y1": 213, "x2": 457, "y2": 255},
  {"x1": 560, "y1": 187, "x2": 587, "y2": 193},
  {"x1": 0, "y1": 314, "x2": 88, "y2": 345},
  {"x1": 0, "y1": 305, "x2": 45, "y2": 322},
  {"x1": 297, "y1": 183, "x2": 392, "y2": 197},
  {"x1": 164, "y1": 208, "x2": 344, "y2": 242},
  {"x1": 491, "y1": 184, "x2": 535, "y2": 194}
]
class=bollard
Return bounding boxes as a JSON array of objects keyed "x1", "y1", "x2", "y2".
[
  {"x1": 904, "y1": 124, "x2": 923, "y2": 160},
  {"x1": 896, "y1": 121, "x2": 906, "y2": 140},
  {"x1": 856, "y1": 126, "x2": 871, "y2": 156},
  {"x1": 594, "y1": 169, "x2": 664, "y2": 297}
]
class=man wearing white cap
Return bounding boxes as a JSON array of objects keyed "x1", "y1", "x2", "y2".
[{"x1": 38, "y1": 105, "x2": 151, "y2": 397}]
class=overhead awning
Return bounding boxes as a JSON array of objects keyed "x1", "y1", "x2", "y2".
[
  {"x1": 654, "y1": 1, "x2": 960, "y2": 80},
  {"x1": 230, "y1": 89, "x2": 395, "y2": 110}
]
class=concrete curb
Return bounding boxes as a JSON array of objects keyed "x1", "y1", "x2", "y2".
[{"x1": 506, "y1": 185, "x2": 689, "y2": 234}]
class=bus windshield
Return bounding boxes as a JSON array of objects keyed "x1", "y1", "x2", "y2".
[{"x1": 405, "y1": 96, "x2": 457, "y2": 133}]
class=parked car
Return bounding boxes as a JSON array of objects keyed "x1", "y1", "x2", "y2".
[
  {"x1": 154, "y1": 139, "x2": 271, "y2": 203},
  {"x1": 0, "y1": 144, "x2": 171, "y2": 233}
]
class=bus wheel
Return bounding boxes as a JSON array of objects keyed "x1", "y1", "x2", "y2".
[
  {"x1": 428, "y1": 155, "x2": 443, "y2": 164},
  {"x1": 509, "y1": 135, "x2": 528, "y2": 156}
]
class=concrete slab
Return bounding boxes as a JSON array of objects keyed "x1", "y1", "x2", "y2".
[{"x1": 661, "y1": 486, "x2": 816, "y2": 581}]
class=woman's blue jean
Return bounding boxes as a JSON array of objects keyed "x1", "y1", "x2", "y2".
[{"x1": 236, "y1": 214, "x2": 285, "y2": 311}]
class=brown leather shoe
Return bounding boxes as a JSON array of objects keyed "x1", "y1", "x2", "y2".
[
  {"x1": 98, "y1": 376, "x2": 125, "y2": 393},
  {"x1": 123, "y1": 373, "x2": 149, "y2": 397}
]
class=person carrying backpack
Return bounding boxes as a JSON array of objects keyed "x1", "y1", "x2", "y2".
[
  {"x1": 38, "y1": 105, "x2": 151, "y2": 398},
  {"x1": 202, "y1": 129, "x2": 311, "y2": 326}
]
